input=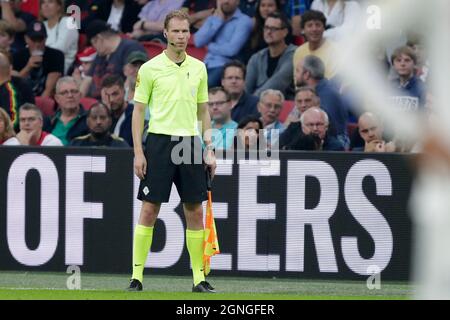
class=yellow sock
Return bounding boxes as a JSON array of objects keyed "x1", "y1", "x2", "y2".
[
  {"x1": 131, "y1": 225, "x2": 154, "y2": 283},
  {"x1": 186, "y1": 229, "x2": 205, "y2": 286}
]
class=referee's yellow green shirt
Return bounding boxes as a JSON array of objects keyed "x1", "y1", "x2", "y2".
[{"x1": 134, "y1": 51, "x2": 209, "y2": 137}]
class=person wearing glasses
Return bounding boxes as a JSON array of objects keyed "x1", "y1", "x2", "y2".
[
  {"x1": 3, "y1": 103, "x2": 62, "y2": 146},
  {"x1": 295, "y1": 54, "x2": 350, "y2": 149},
  {"x1": 257, "y1": 88, "x2": 286, "y2": 148},
  {"x1": 245, "y1": 11, "x2": 297, "y2": 98},
  {"x1": 208, "y1": 86, "x2": 238, "y2": 150},
  {"x1": 44, "y1": 76, "x2": 89, "y2": 145},
  {"x1": 283, "y1": 106, "x2": 343, "y2": 150}
]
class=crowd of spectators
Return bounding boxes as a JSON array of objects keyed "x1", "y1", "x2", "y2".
[{"x1": 0, "y1": 0, "x2": 431, "y2": 154}]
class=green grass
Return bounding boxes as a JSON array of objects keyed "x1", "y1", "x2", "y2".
[{"x1": 0, "y1": 271, "x2": 413, "y2": 300}]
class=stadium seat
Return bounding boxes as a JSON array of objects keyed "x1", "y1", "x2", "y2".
[
  {"x1": 142, "y1": 41, "x2": 166, "y2": 58},
  {"x1": 279, "y1": 100, "x2": 295, "y2": 123},
  {"x1": 35, "y1": 96, "x2": 56, "y2": 117},
  {"x1": 80, "y1": 97, "x2": 98, "y2": 110},
  {"x1": 186, "y1": 44, "x2": 207, "y2": 61}
]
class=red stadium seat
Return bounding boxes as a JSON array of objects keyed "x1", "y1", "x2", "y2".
[
  {"x1": 142, "y1": 41, "x2": 166, "y2": 58},
  {"x1": 20, "y1": 1, "x2": 39, "y2": 18},
  {"x1": 186, "y1": 44, "x2": 207, "y2": 61},
  {"x1": 80, "y1": 97, "x2": 98, "y2": 110},
  {"x1": 35, "y1": 96, "x2": 56, "y2": 117},
  {"x1": 279, "y1": 100, "x2": 295, "y2": 123}
]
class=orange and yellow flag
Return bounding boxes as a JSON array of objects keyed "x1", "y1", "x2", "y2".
[{"x1": 203, "y1": 190, "x2": 220, "y2": 276}]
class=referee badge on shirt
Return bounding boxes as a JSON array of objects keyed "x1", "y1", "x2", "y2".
[{"x1": 136, "y1": 74, "x2": 140, "y2": 87}]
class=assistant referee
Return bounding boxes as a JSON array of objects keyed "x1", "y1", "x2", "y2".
[{"x1": 128, "y1": 10, "x2": 217, "y2": 293}]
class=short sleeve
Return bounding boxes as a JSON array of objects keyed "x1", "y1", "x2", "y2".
[
  {"x1": 197, "y1": 63, "x2": 208, "y2": 104},
  {"x1": 133, "y1": 65, "x2": 153, "y2": 105}
]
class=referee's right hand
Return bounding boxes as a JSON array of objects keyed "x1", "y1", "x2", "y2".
[{"x1": 134, "y1": 153, "x2": 147, "y2": 180}]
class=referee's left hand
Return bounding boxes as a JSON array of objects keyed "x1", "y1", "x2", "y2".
[{"x1": 204, "y1": 149, "x2": 216, "y2": 179}]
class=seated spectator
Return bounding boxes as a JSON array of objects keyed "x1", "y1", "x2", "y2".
[
  {"x1": 354, "y1": 112, "x2": 395, "y2": 152},
  {"x1": 241, "y1": 0, "x2": 284, "y2": 63},
  {"x1": 100, "y1": 74, "x2": 134, "y2": 146},
  {"x1": 72, "y1": 46, "x2": 97, "y2": 83},
  {"x1": 194, "y1": 0, "x2": 253, "y2": 87},
  {"x1": 310, "y1": 0, "x2": 361, "y2": 42},
  {"x1": 85, "y1": 0, "x2": 142, "y2": 34},
  {"x1": 41, "y1": 0, "x2": 79, "y2": 74},
  {"x1": 70, "y1": 102, "x2": 129, "y2": 147},
  {"x1": 234, "y1": 114, "x2": 265, "y2": 152},
  {"x1": 13, "y1": 21, "x2": 65, "y2": 97},
  {"x1": 221, "y1": 60, "x2": 259, "y2": 123},
  {"x1": 208, "y1": 86, "x2": 238, "y2": 150},
  {"x1": 390, "y1": 45, "x2": 427, "y2": 112},
  {"x1": 81, "y1": 19, "x2": 146, "y2": 99},
  {"x1": 282, "y1": 106, "x2": 343, "y2": 150},
  {"x1": 0, "y1": 20, "x2": 15, "y2": 53},
  {"x1": 123, "y1": 50, "x2": 148, "y2": 103},
  {"x1": 44, "y1": 76, "x2": 89, "y2": 145},
  {"x1": 245, "y1": 11, "x2": 296, "y2": 98},
  {"x1": 181, "y1": 0, "x2": 216, "y2": 33},
  {"x1": 295, "y1": 55, "x2": 349, "y2": 148},
  {"x1": 257, "y1": 88, "x2": 286, "y2": 148},
  {"x1": 284, "y1": 0, "x2": 313, "y2": 38},
  {"x1": 3, "y1": 103, "x2": 63, "y2": 146},
  {"x1": 0, "y1": 108, "x2": 15, "y2": 144},
  {"x1": 0, "y1": 51, "x2": 35, "y2": 130},
  {"x1": 129, "y1": 0, "x2": 184, "y2": 41},
  {"x1": 293, "y1": 10, "x2": 338, "y2": 80},
  {"x1": 1, "y1": 0, "x2": 36, "y2": 53},
  {"x1": 283, "y1": 85, "x2": 319, "y2": 126}
]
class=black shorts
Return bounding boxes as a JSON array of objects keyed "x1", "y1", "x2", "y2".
[{"x1": 137, "y1": 133, "x2": 207, "y2": 203}]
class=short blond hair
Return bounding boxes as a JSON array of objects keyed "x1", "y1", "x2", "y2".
[{"x1": 164, "y1": 10, "x2": 190, "y2": 30}]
